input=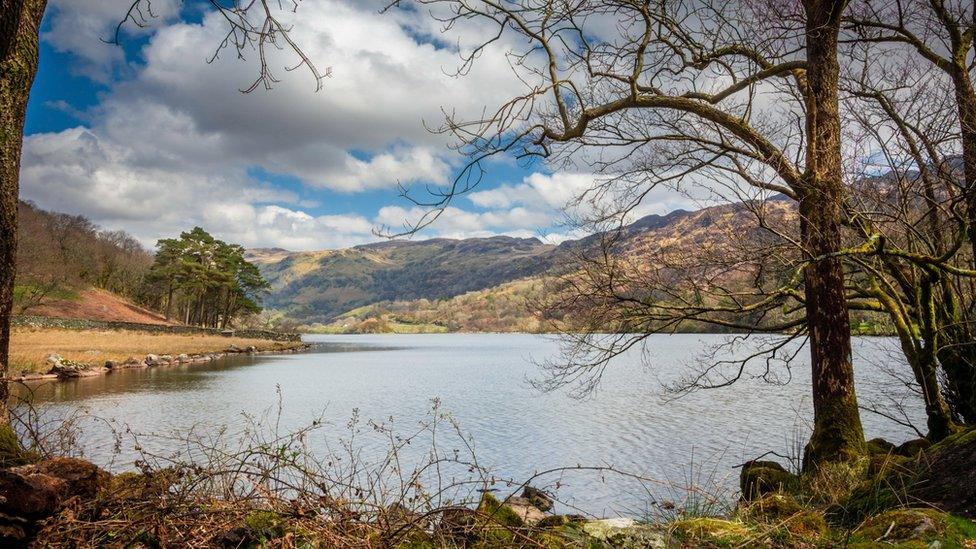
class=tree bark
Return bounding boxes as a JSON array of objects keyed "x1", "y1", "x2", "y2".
[
  {"x1": 800, "y1": 0, "x2": 866, "y2": 470},
  {"x1": 938, "y1": 64, "x2": 976, "y2": 424},
  {"x1": 0, "y1": 0, "x2": 45, "y2": 422}
]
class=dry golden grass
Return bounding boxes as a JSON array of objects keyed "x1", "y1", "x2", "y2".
[{"x1": 8, "y1": 328, "x2": 305, "y2": 374}]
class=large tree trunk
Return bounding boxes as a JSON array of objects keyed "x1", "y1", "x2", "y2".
[
  {"x1": 1, "y1": 0, "x2": 45, "y2": 424},
  {"x1": 937, "y1": 66, "x2": 976, "y2": 425},
  {"x1": 800, "y1": 0, "x2": 866, "y2": 470}
]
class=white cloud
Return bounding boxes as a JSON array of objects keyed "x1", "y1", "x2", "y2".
[
  {"x1": 375, "y1": 205, "x2": 553, "y2": 237},
  {"x1": 23, "y1": 0, "x2": 536, "y2": 250},
  {"x1": 43, "y1": 0, "x2": 181, "y2": 81}
]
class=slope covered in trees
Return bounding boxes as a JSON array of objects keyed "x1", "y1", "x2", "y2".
[{"x1": 15, "y1": 200, "x2": 152, "y2": 315}]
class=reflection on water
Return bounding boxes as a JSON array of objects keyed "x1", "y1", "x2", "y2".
[{"x1": 14, "y1": 333, "x2": 923, "y2": 515}]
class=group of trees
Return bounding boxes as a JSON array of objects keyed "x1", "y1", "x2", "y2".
[
  {"x1": 15, "y1": 201, "x2": 152, "y2": 313},
  {"x1": 140, "y1": 227, "x2": 270, "y2": 329},
  {"x1": 396, "y1": 0, "x2": 976, "y2": 470},
  {"x1": 13, "y1": 202, "x2": 267, "y2": 332}
]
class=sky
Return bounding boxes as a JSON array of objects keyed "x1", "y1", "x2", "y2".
[{"x1": 21, "y1": 0, "x2": 696, "y2": 251}]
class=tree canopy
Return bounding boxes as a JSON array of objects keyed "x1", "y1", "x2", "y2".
[{"x1": 141, "y1": 227, "x2": 270, "y2": 329}]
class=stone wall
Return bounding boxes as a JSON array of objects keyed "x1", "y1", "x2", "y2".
[{"x1": 11, "y1": 315, "x2": 302, "y2": 342}]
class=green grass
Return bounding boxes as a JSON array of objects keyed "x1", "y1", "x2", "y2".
[{"x1": 13, "y1": 283, "x2": 79, "y2": 303}]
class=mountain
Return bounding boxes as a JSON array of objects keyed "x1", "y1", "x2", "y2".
[
  {"x1": 247, "y1": 236, "x2": 557, "y2": 323},
  {"x1": 250, "y1": 200, "x2": 798, "y2": 328}
]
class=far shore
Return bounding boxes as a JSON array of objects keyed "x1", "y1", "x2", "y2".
[{"x1": 6, "y1": 327, "x2": 310, "y2": 382}]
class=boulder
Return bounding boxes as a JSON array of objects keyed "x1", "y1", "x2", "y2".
[
  {"x1": 669, "y1": 518, "x2": 749, "y2": 547},
  {"x1": 896, "y1": 438, "x2": 932, "y2": 457},
  {"x1": 176, "y1": 354, "x2": 190, "y2": 363},
  {"x1": 104, "y1": 360, "x2": 119, "y2": 369},
  {"x1": 45, "y1": 354, "x2": 63, "y2": 370},
  {"x1": 15, "y1": 457, "x2": 110, "y2": 500},
  {"x1": 0, "y1": 458, "x2": 111, "y2": 543},
  {"x1": 504, "y1": 496, "x2": 546, "y2": 525},
  {"x1": 583, "y1": 518, "x2": 666, "y2": 548},
  {"x1": 225, "y1": 345, "x2": 242, "y2": 353},
  {"x1": 740, "y1": 460, "x2": 795, "y2": 500},
  {"x1": 0, "y1": 469, "x2": 64, "y2": 519},
  {"x1": 47, "y1": 357, "x2": 99, "y2": 378},
  {"x1": 522, "y1": 485, "x2": 554, "y2": 512},
  {"x1": 867, "y1": 437, "x2": 896, "y2": 455},
  {"x1": 145, "y1": 354, "x2": 160, "y2": 366}
]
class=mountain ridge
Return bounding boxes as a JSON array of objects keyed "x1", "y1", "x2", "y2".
[{"x1": 249, "y1": 202, "x2": 788, "y2": 325}]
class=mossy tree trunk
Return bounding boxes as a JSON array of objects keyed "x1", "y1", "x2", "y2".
[
  {"x1": 0, "y1": 0, "x2": 47, "y2": 424},
  {"x1": 940, "y1": 64, "x2": 976, "y2": 425},
  {"x1": 800, "y1": 0, "x2": 866, "y2": 470}
]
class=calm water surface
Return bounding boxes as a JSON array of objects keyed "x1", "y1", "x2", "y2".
[{"x1": 16, "y1": 334, "x2": 922, "y2": 516}]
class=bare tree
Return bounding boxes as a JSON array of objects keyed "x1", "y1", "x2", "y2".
[
  {"x1": 390, "y1": 0, "x2": 867, "y2": 469},
  {"x1": 847, "y1": 5, "x2": 976, "y2": 423}
]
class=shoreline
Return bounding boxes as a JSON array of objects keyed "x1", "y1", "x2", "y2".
[{"x1": 6, "y1": 338, "x2": 311, "y2": 384}]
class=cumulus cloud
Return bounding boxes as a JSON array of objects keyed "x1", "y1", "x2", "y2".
[
  {"x1": 22, "y1": 0, "x2": 540, "y2": 249},
  {"x1": 26, "y1": 1, "x2": 701, "y2": 251},
  {"x1": 43, "y1": 0, "x2": 181, "y2": 81},
  {"x1": 466, "y1": 172, "x2": 705, "y2": 228}
]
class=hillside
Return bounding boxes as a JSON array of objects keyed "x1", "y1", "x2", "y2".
[
  {"x1": 26, "y1": 288, "x2": 175, "y2": 325},
  {"x1": 15, "y1": 200, "x2": 154, "y2": 320},
  {"x1": 248, "y1": 236, "x2": 556, "y2": 323},
  {"x1": 311, "y1": 277, "x2": 550, "y2": 333},
  {"x1": 254, "y1": 199, "x2": 801, "y2": 330}
]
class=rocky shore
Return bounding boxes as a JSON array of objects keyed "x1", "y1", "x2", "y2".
[
  {"x1": 7, "y1": 342, "x2": 311, "y2": 383},
  {"x1": 0, "y1": 429, "x2": 973, "y2": 547}
]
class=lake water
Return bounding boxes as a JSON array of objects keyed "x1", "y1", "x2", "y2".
[{"x1": 14, "y1": 333, "x2": 923, "y2": 516}]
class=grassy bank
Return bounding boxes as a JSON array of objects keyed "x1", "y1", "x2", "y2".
[{"x1": 8, "y1": 327, "x2": 306, "y2": 375}]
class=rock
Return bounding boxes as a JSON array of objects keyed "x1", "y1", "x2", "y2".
[
  {"x1": 0, "y1": 469, "x2": 64, "y2": 519},
  {"x1": 159, "y1": 355, "x2": 173, "y2": 364},
  {"x1": 744, "y1": 493, "x2": 827, "y2": 538},
  {"x1": 867, "y1": 437, "x2": 896, "y2": 455},
  {"x1": 583, "y1": 518, "x2": 666, "y2": 548},
  {"x1": 14, "y1": 457, "x2": 110, "y2": 500},
  {"x1": 47, "y1": 357, "x2": 99, "y2": 378},
  {"x1": 522, "y1": 485, "x2": 553, "y2": 512},
  {"x1": 740, "y1": 460, "x2": 795, "y2": 500},
  {"x1": 0, "y1": 512, "x2": 28, "y2": 543},
  {"x1": 104, "y1": 360, "x2": 119, "y2": 369},
  {"x1": 0, "y1": 463, "x2": 84, "y2": 543},
  {"x1": 145, "y1": 354, "x2": 160, "y2": 366},
  {"x1": 909, "y1": 428, "x2": 976, "y2": 517},
  {"x1": 669, "y1": 518, "x2": 750, "y2": 546},
  {"x1": 435, "y1": 506, "x2": 479, "y2": 541},
  {"x1": 246, "y1": 345, "x2": 258, "y2": 353},
  {"x1": 476, "y1": 492, "x2": 524, "y2": 528},
  {"x1": 896, "y1": 438, "x2": 932, "y2": 457},
  {"x1": 504, "y1": 496, "x2": 546, "y2": 525},
  {"x1": 45, "y1": 354, "x2": 63, "y2": 369},
  {"x1": 850, "y1": 509, "x2": 958, "y2": 545},
  {"x1": 225, "y1": 345, "x2": 241, "y2": 353},
  {"x1": 176, "y1": 354, "x2": 189, "y2": 363},
  {"x1": 121, "y1": 356, "x2": 144, "y2": 368}
]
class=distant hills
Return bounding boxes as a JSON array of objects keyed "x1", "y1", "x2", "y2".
[
  {"x1": 247, "y1": 236, "x2": 557, "y2": 324},
  {"x1": 248, "y1": 200, "x2": 798, "y2": 332}
]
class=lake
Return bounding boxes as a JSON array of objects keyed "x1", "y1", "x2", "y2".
[{"x1": 14, "y1": 333, "x2": 923, "y2": 517}]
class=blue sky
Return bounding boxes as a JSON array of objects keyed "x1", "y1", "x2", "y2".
[{"x1": 20, "y1": 0, "x2": 691, "y2": 250}]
